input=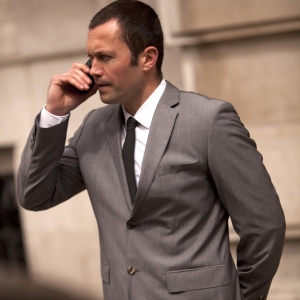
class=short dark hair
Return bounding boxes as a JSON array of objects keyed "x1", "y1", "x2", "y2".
[{"x1": 89, "y1": 0, "x2": 164, "y2": 78}]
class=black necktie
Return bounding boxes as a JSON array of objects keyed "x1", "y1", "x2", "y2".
[{"x1": 122, "y1": 117, "x2": 138, "y2": 204}]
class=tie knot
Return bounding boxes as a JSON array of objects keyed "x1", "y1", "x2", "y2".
[{"x1": 126, "y1": 117, "x2": 138, "y2": 132}]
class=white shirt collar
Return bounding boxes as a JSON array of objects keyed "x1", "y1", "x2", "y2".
[{"x1": 122, "y1": 79, "x2": 166, "y2": 129}]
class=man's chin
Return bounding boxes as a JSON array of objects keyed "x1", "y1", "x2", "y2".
[{"x1": 99, "y1": 96, "x2": 118, "y2": 105}]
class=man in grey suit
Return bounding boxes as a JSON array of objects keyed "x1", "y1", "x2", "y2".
[{"x1": 17, "y1": 1, "x2": 285, "y2": 299}]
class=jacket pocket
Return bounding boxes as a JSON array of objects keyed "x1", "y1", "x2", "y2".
[
  {"x1": 158, "y1": 161, "x2": 199, "y2": 176},
  {"x1": 166, "y1": 265, "x2": 228, "y2": 293},
  {"x1": 101, "y1": 260, "x2": 110, "y2": 284}
]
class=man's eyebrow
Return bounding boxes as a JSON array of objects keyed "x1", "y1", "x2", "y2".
[{"x1": 86, "y1": 50, "x2": 115, "y2": 57}]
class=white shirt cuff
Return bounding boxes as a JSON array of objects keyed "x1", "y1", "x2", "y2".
[{"x1": 39, "y1": 105, "x2": 69, "y2": 128}]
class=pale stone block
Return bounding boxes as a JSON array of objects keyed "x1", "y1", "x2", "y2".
[
  {"x1": 0, "y1": 65, "x2": 33, "y2": 144},
  {"x1": 163, "y1": 47, "x2": 183, "y2": 90},
  {"x1": 13, "y1": 0, "x2": 96, "y2": 60},
  {"x1": 196, "y1": 32, "x2": 300, "y2": 125},
  {"x1": 94, "y1": 0, "x2": 114, "y2": 9},
  {"x1": 179, "y1": 0, "x2": 300, "y2": 32},
  {"x1": 0, "y1": 0, "x2": 17, "y2": 61}
]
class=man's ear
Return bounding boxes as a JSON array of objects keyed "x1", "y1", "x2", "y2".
[{"x1": 142, "y1": 46, "x2": 159, "y2": 72}]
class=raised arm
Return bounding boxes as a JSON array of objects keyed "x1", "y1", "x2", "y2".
[{"x1": 17, "y1": 62, "x2": 97, "y2": 210}]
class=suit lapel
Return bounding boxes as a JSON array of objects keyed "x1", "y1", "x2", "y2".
[
  {"x1": 105, "y1": 105, "x2": 133, "y2": 211},
  {"x1": 131, "y1": 82, "x2": 180, "y2": 217}
]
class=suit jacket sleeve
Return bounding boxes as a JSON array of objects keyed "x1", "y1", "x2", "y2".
[
  {"x1": 17, "y1": 112, "x2": 90, "y2": 211},
  {"x1": 207, "y1": 101, "x2": 285, "y2": 299}
]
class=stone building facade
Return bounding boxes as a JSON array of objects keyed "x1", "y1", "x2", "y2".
[{"x1": 0, "y1": 0, "x2": 299, "y2": 299}]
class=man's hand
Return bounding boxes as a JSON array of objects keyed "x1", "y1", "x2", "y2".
[{"x1": 46, "y1": 62, "x2": 97, "y2": 116}]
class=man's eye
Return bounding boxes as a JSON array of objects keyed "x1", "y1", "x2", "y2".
[{"x1": 101, "y1": 55, "x2": 111, "y2": 61}]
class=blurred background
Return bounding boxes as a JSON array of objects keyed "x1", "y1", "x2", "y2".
[{"x1": 0, "y1": 0, "x2": 299, "y2": 299}]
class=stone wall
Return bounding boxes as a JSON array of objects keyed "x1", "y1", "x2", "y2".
[{"x1": 0, "y1": 0, "x2": 299, "y2": 299}]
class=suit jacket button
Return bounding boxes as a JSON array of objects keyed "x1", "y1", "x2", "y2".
[
  {"x1": 259, "y1": 296, "x2": 265, "y2": 300},
  {"x1": 127, "y1": 266, "x2": 136, "y2": 275},
  {"x1": 127, "y1": 220, "x2": 136, "y2": 229}
]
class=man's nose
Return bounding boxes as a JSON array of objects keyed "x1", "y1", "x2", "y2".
[{"x1": 90, "y1": 60, "x2": 104, "y2": 77}]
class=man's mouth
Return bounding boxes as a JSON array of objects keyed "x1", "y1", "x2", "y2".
[{"x1": 98, "y1": 83, "x2": 110, "y2": 90}]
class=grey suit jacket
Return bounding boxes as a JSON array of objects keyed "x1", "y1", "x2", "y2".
[{"x1": 18, "y1": 81, "x2": 285, "y2": 300}]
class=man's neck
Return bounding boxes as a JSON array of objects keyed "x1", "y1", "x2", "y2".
[{"x1": 123, "y1": 77, "x2": 162, "y2": 116}]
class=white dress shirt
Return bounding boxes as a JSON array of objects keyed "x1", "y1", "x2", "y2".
[{"x1": 39, "y1": 79, "x2": 166, "y2": 186}]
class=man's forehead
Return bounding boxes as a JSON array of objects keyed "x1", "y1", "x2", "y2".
[
  {"x1": 87, "y1": 23, "x2": 122, "y2": 46},
  {"x1": 88, "y1": 31, "x2": 121, "y2": 41},
  {"x1": 86, "y1": 22, "x2": 126, "y2": 54}
]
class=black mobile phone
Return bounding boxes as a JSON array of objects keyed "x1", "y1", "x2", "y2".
[{"x1": 85, "y1": 59, "x2": 95, "y2": 88}]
